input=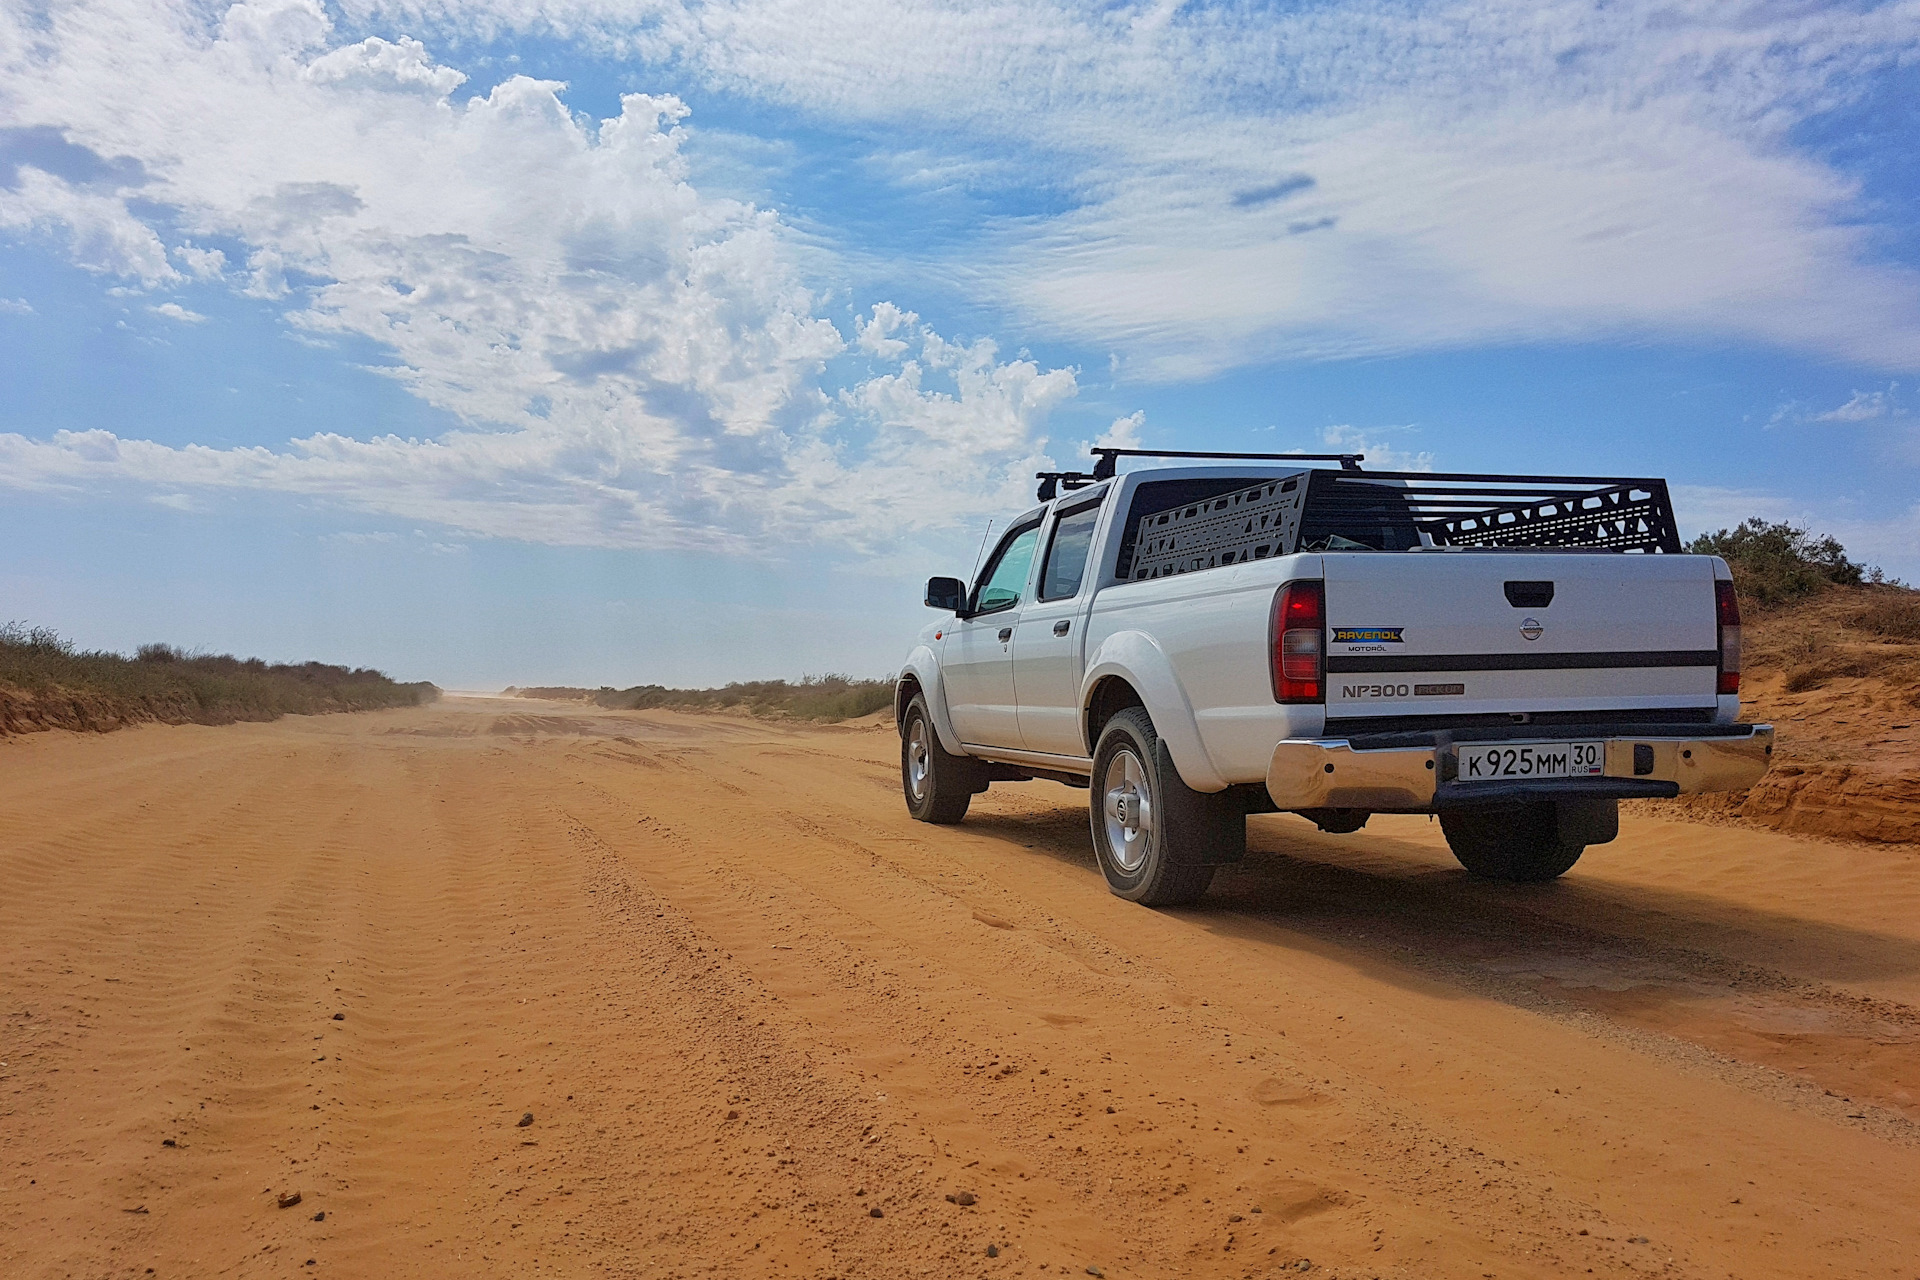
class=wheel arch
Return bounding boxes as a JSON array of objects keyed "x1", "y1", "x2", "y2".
[
  {"x1": 1079, "y1": 632, "x2": 1228, "y2": 792},
  {"x1": 896, "y1": 646, "x2": 966, "y2": 755},
  {"x1": 1083, "y1": 675, "x2": 1145, "y2": 754}
]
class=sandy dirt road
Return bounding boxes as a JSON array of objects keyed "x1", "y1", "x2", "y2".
[{"x1": 4, "y1": 696, "x2": 1919, "y2": 1280}]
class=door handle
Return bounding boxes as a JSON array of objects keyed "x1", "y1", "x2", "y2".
[
  {"x1": 1053, "y1": 619, "x2": 1071, "y2": 636},
  {"x1": 997, "y1": 627, "x2": 1013, "y2": 643}
]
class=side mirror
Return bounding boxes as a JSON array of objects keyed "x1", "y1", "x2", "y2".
[{"x1": 924, "y1": 575, "x2": 965, "y2": 613}]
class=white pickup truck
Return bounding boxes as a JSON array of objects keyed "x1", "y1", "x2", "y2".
[{"x1": 895, "y1": 449, "x2": 1773, "y2": 906}]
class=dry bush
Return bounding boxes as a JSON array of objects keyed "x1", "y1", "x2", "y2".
[
  {"x1": 515, "y1": 674, "x2": 894, "y2": 723},
  {"x1": 1849, "y1": 591, "x2": 1920, "y2": 640},
  {"x1": 1783, "y1": 665, "x2": 1835, "y2": 693},
  {"x1": 0, "y1": 622, "x2": 438, "y2": 730}
]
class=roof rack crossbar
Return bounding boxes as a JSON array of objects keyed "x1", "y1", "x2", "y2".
[
  {"x1": 1089, "y1": 447, "x2": 1363, "y2": 479},
  {"x1": 1033, "y1": 470, "x2": 1099, "y2": 502}
]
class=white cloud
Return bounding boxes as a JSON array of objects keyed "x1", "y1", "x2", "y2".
[
  {"x1": 1314, "y1": 424, "x2": 1433, "y2": 473},
  {"x1": 0, "y1": 296, "x2": 32, "y2": 314},
  {"x1": 1095, "y1": 410, "x2": 1143, "y2": 451},
  {"x1": 360, "y1": 0, "x2": 1920, "y2": 376},
  {"x1": 173, "y1": 243, "x2": 227, "y2": 279},
  {"x1": 855, "y1": 300, "x2": 913, "y2": 359},
  {"x1": 7, "y1": 0, "x2": 1916, "y2": 564},
  {"x1": 151, "y1": 301, "x2": 207, "y2": 323},
  {"x1": 0, "y1": 166, "x2": 177, "y2": 284},
  {"x1": 1814, "y1": 384, "x2": 1902, "y2": 423},
  {"x1": 303, "y1": 35, "x2": 468, "y2": 96},
  {"x1": 0, "y1": 2, "x2": 1083, "y2": 556}
]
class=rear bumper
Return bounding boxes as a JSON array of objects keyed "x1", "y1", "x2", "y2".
[{"x1": 1265, "y1": 724, "x2": 1774, "y2": 811}]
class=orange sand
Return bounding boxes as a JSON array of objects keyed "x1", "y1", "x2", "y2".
[{"x1": 3, "y1": 696, "x2": 1917, "y2": 1278}]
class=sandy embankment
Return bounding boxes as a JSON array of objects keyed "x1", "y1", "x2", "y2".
[
  {"x1": 1646, "y1": 588, "x2": 1920, "y2": 844},
  {"x1": 3, "y1": 696, "x2": 1918, "y2": 1278}
]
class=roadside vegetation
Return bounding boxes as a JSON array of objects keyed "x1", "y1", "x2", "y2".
[
  {"x1": 1685, "y1": 520, "x2": 1916, "y2": 695},
  {"x1": 1686, "y1": 518, "x2": 1894, "y2": 606},
  {"x1": 0, "y1": 623, "x2": 439, "y2": 736},
  {"x1": 509, "y1": 675, "x2": 894, "y2": 723},
  {"x1": 1643, "y1": 520, "x2": 1920, "y2": 844}
]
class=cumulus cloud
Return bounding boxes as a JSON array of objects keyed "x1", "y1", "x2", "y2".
[
  {"x1": 173, "y1": 243, "x2": 227, "y2": 278},
  {"x1": 0, "y1": 296, "x2": 32, "y2": 314},
  {"x1": 303, "y1": 35, "x2": 468, "y2": 96},
  {"x1": 0, "y1": 1, "x2": 1082, "y2": 556},
  {"x1": 151, "y1": 301, "x2": 208, "y2": 323},
  {"x1": 359, "y1": 0, "x2": 1920, "y2": 377},
  {"x1": 855, "y1": 301, "x2": 914, "y2": 360},
  {"x1": 0, "y1": 166, "x2": 177, "y2": 283}
]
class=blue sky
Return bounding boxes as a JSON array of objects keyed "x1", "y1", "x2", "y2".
[{"x1": 3, "y1": 0, "x2": 1918, "y2": 688}]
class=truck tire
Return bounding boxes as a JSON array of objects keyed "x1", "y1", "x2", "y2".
[
  {"x1": 1439, "y1": 802, "x2": 1586, "y2": 882},
  {"x1": 901, "y1": 694, "x2": 981, "y2": 824},
  {"x1": 1089, "y1": 707, "x2": 1237, "y2": 906}
]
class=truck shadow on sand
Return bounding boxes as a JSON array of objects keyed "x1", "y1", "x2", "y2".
[
  {"x1": 969, "y1": 804, "x2": 1920, "y2": 989},
  {"x1": 965, "y1": 802, "x2": 1920, "y2": 1123}
]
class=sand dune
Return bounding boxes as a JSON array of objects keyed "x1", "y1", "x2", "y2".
[{"x1": 3, "y1": 696, "x2": 1917, "y2": 1278}]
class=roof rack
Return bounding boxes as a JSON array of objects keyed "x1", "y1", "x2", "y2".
[
  {"x1": 1088, "y1": 447, "x2": 1365, "y2": 479},
  {"x1": 1034, "y1": 470, "x2": 1099, "y2": 502}
]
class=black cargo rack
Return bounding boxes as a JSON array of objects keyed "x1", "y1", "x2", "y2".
[
  {"x1": 1085, "y1": 448, "x2": 1685, "y2": 568},
  {"x1": 1316, "y1": 469, "x2": 1683, "y2": 554}
]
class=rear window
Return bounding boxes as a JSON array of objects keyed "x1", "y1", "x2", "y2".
[{"x1": 1298, "y1": 472, "x2": 1421, "y2": 551}]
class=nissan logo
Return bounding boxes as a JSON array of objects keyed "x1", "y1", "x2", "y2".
[{"x1": 1520, "y1": 617, "x2": 1544, "y2": 641}]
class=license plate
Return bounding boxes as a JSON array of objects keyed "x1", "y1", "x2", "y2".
[{"x1": 1456, "y1": 741, "x2": 1604, "y2": 782}]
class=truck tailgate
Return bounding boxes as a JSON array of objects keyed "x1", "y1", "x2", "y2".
[{"x1": 1321, "y1": 552, "x2": 1718, "y2": 722}]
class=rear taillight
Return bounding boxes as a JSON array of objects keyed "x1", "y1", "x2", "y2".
[
  {"x1": 1715, "y1": 579, "x2": 1742, "y2": 696},
  {"x1": 1271, "y1": 580, "x2": 1325, "y2": 704}
]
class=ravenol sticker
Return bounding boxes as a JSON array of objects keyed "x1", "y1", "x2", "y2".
[{"x1": 1331, "y1": 626, "x2": 1405, "y2": 644}]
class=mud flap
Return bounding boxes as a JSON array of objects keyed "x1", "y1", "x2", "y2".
[
  {"x1": 1156, "y1": 740, "x2": 1246, "y2": 865},
  {"x1": 1556, "y1": 797, "x2": 1619, "y2": 847}
]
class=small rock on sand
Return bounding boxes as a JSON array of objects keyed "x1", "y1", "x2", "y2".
[
  {"x1": 869, "y1": 1207, "x2": 884, "y2": 1218},
  {"x1": 312, "y1": 1211, "x2": 325, "y2": 1222},
  {"x1": 517, "y1": 1112, "x2": 534, "y2": 1127},
  {"x1": 986, "y1": 1244, "x2": 999, "y2": 1257},
  {"x1": 332, "y1": 1013, "x2": 345, "y2": 1021},
  {"x1": 277, "y1": 1191, "x2": 302, "y2": 1209}
]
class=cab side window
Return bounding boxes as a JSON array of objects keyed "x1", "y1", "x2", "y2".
[
  {"x1": 1038, "y1": 500, "x2": 1102, "y2": 601},
  {"x1": 972, "y1": 524, "x2": 1041, "y2": 614}
]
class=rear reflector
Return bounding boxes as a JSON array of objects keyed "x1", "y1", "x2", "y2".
[
  {"x1": 1272, "y1": 579, "x2": 1325, "y2": 703},
  {"x1": 1715, "y1": 579, "x2": 1742, "y2": 696}
]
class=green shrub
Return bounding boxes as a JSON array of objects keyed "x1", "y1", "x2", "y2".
[{"x1": 1686, "y1": 520, "x2": 1865, "y2": 607}]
